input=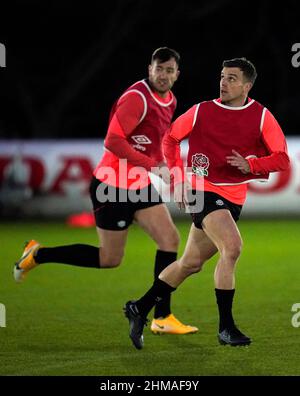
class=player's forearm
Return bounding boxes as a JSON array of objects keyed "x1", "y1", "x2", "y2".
[
  {"x1": 163, "y1": 134, "x2": 182, "y2": 167},
  {"x1": 248, "y1": 151, "x2": 290, "y2": 174},
  {"x1": 105, "y1": 133, "x2": 157, "y2": 170},
  {"x1": 163, "y1": 133, "x2": 185, "y2": 184},
  {"x1": 163, "y1": 105, "x2": 196, "y2": 183}
]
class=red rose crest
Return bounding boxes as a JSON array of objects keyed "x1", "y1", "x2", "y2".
[{"x1": 192, "y1": 153, "x2": 209, "y2": 176}]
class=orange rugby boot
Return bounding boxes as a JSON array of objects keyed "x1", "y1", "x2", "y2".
[
  {"x1": 151, "y1": 314, "x2": 198, "y2": 335},
  {"x1": 13, "y1": 240, "x2": 40, "y2": 283}
]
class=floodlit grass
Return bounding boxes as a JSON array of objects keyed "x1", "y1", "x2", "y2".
[{"x1": 1, "y1": 219, "x2": 300, "y2": 376}]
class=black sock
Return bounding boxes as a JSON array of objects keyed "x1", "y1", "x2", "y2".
[
  {"x1": 135, "y1": 278, "x2": 176, "y2": 319},
  {"x1": 215, "y1": 288, "x2": 235, "y2": 332},
  {"x1": 153, "y1": 250, "x2": 177, "y2": 319},
  {"x1": 35, "y1": 244, "x2": 100, "y2": 268}
]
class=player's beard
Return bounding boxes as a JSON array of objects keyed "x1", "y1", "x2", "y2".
[{"x1": 149, "y1": 78, "x2": 171, "y2": 95}]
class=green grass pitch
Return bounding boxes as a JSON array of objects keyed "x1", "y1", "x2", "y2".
[{"x1": 0, "y1": 219, "x2": 300, "y2": 376}]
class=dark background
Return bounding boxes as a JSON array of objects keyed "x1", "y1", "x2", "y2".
[{"x1": 0, "y1": 0, "x2": 299, "y2": 139}]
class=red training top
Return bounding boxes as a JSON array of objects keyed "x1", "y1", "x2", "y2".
[
  {"x1": 94, "y1": 79, "x2": 176, "y2": 189},
  {"x1": 163, "y1": 98, "x2": 290, "y2": 205}
]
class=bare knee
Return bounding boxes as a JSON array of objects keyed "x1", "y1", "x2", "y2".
[
  {"x1": 221, "y1": 239, "x2": 243, "y2": 264},
  {"x1": 100, "y1": 250, "x2": 124, "y2": 268},
  {"x1": 179, "y1": 256, "x2": 205, "y2": 276},
  {"x1": 158, "y1": 227, "x2": 180, "y2": 251}
]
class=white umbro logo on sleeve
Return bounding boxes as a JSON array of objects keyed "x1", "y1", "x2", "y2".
[{"x1": 131, "y1": 135, "x2": 152, "y2": 144}]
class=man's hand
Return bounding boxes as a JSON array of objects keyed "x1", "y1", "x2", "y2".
[
  {"x1": 174, "y1": 180, "x2": 192, "y2": 210},
  {"x1": 226, "y1": 150, "x2": 250, "y2": 174}
]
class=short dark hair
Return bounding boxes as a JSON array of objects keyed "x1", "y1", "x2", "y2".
[
  {"x1": 222, "y1": 57, "x2": 257, "y2": 84},
  {"x1": 151, "y1": 47, "x2": 180, "y2": 66}
]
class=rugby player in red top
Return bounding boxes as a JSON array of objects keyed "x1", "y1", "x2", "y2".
[
  {"x1": 13, "y1": 47, "x2": 198, "y2": 337},
  {"x1": 124, "y1": 57, "x2": 290, "y2": 349}
]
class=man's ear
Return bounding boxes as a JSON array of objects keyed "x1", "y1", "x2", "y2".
[{"x1": 245, "y1": 81, "x2": 253, "y2": 93}]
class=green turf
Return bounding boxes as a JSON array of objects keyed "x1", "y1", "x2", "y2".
[{"x1": 1, "y1": 219, "x2": 300, "y2": 376}]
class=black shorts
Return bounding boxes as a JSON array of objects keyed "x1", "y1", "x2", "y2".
[
  {"x1": 89, "y1": 176, "x2": 163, "y2": 230},
  {"x1": 191, "y1": 191, "x2": 243, "y2": 229}
]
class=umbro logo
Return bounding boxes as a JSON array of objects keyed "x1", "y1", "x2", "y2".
[
  {"x1": 131, "y1": 135, "x2": 152, "y2": 144},
  {"x1": 131, "y1": 135, "x2": 152, "y2": 152}
]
